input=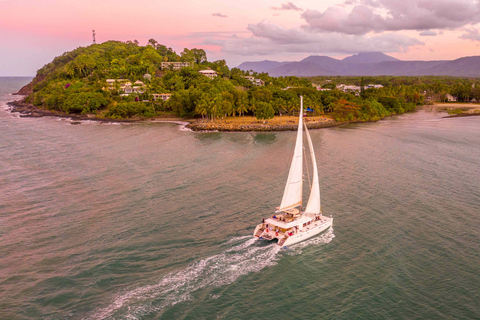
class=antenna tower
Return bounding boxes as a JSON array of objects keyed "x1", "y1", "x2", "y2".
[{"x1": 92, "y1": 30, "x2": 96, "y2": 44}]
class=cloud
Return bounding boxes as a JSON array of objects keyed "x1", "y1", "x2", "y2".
[
  {"x1": 460, "y1": 27, "x2": 480, "y2": 41},
  {"x1": 204, "y1": 21, "x2": 423, "y2": 56},
  {"x1": 212, "y1": 13, "x2": 228, "y2": 18},
  {"x1": 302, "y1": 0, "x2": 480, "y2": 35},
  {"x1": 271, "y1": 2, "x2": 303, "y2": 11},
  {"x1": 419, "y1": 30, "x2": 437, "y2": 36}
]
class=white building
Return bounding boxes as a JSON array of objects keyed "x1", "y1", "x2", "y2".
[
  {"x1": 152, "y1": 93, "x2": 172, "y2": 101},
  {"x1": 367, "y1": 84, "x2": 384, "y2": 89},
  {"x1": 199, "y1": 69, "x2": 218, "y2": 79},
  {"x1": 244, "y1": 76, "x2": 264, "y2": 86},
  {"x1": 338, "y1": 85, "x2": 361, "y2": 95},
  {"x1": 160, "y1": 61, "x2": 194, "y2": 70},
  {"x1": 105, "y1": 79, "x2": 129, "y2": 90}
]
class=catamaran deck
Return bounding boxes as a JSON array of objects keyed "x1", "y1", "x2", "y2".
[{"x1": 255, "y1": 214, "x2": 332, "y2": 246}]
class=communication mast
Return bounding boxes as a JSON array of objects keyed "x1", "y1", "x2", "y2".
[{"x1": 92, "y1": 30, "x2": 96, "y2": 44}]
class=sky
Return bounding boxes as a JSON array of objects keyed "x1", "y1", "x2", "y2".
[{"x1": 1, "y1": 0, "x2": 480, "y2": 76}]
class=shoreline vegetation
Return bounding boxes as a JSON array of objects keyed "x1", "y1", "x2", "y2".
[
  {"x1": 8, "y1": 40, "x2": 480, "y2": 131},
  {"x1": 8, "y1": 98, "x2": 480, "y2": 132},
  {"x1": 7, "y1": 99, "x2": 342, "y2": 131}
]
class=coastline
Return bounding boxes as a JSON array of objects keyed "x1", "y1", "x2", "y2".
[
  {"x1": 7, "y1": 98, "x2": 342, "y2": 131},
  {"x1": 6, "y1": 99, "x2": 185, "y2": 124},
  {"x1": 10, "y1": 98, "x2": 478, "y2": 132}
]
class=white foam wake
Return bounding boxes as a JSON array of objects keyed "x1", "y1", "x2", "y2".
[{"x1": 90, "y1": 238, "x2": 280, "y2": 319}]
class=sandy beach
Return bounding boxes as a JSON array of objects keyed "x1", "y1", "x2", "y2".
[{"x1": 430, "y1": 103, "x2": 480, "y2": 114}]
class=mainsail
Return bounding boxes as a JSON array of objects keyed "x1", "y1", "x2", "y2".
[
  {"x1": 304, "y1": 124, "x2": 321, "y2": 214},
  {"x1": 278, "y1": 96, "x2": 304, "y2": 211}
]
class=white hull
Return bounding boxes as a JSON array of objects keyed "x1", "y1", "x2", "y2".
[
  {"x1": 253, "y1": 215, "x2": 333, "y2": 247},
  {"x1": 282, "y1": 217, "x2": 332, "y2": 246}
]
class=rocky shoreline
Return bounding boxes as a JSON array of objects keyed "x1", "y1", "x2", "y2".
[
  {"x1": 7, "y1": 99, "x2": 151, "y2": 123},
  {"x1": 186, "y1": 119, "x2": 342, "y2": 132}
]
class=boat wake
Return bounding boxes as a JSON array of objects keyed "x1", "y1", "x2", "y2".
[{"x1": 90, "y1": 237, "x2": 280, "y2": 319}]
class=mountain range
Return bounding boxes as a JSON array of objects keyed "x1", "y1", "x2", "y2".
[{"x1": 237, "y1": 52, "x2": 480, "y2": 77}]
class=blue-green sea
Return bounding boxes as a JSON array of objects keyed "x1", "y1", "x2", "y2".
[{"x1": 1, "y1": 77, "x2": 479, "y2": 319}]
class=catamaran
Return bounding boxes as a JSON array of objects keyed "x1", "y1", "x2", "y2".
[{"x1": 253, "y1": 96, "x2": 333, "y2": 247}]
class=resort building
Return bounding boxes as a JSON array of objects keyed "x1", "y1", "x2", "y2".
[
  {"x1": 160, "y1": 61, "x2": 194, "y2": 70},
  {"x1": 336, "y1": 83, "x2": 384, "y2": 96},
  {"x1": 105, "y1": 79, "x2": 129, "y2": 90},
  {"x1": 367, "y1": 84, "x2": 384, "y2": 89},
  {"x1": 337, "y1": 84, "x2": 361, "y2": 96},
  {"x1": 199, "y1": 69, "x2": 218, "y2": 79},
  {"x1": 244, "y1": 76, "x2": 265, "y2": 86},
  {"x1": 123, "y1": 80, "x2": 145, "y2": 95},
  {"x1": 152, "y1": 93, "x2": 172, "y2": 101}
]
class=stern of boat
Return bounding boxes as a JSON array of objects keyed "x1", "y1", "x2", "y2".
[{"x1": 253, "y1": 223, "x2": 277, "y2": 241}]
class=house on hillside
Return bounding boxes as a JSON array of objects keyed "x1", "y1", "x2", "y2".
[
  {"x1": 152, "y1": 93, "x2": 172, "y2": 101},
  {"x1": 199, "y1": 69, "x2": 218, "y2": 79},
  {"x1": 244, "y1": 76, "x2": 265, "y2": 86},
  {"x1": 123, "y1": 81, "x2": 145, "y2": 95},
  {"x1": 254, "y1": 79, "x2": 265, "y2": 86},
  {"x1": 105, "y1": 79, "x2": 129, "y2": 90},
  {"x1": 160, "y1": 61, "x2": 194, "y2": 70}
]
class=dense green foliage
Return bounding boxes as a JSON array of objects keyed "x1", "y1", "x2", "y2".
[
  {"x1": 310, "y1": 76, "x2": 480, "y2": 103},
  {"x1": 27, "y1": 41, "x2": 479, "y2": 122}
]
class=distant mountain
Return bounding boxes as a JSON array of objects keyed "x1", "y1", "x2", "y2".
[
  {"x1": 236, "y1": 60, "x2": 289, "y2": 73},
  {"x1": 237, "y1": 52, "x2": 480, "y2": 77},
  {"x1": 342, "y1": 52, "x2": 400, "y2": 64},
  {"x1": 267, "y1": 62, "x2": 331, "y2": 77},
  {"x1": 419, "y1": 56, "x2": 480, "y2": 77}
]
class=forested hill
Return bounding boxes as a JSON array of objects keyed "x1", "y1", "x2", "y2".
[
  {"x1": 18, "y1": 40, "x2": 478, "y2": 124},
  {"x1": 17, "y1": 40, "x2": 316, "y2": 120}
]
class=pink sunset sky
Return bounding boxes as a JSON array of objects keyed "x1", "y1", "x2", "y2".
[{"x1": 1, "y1": 0, "x2": 480, "y2": 76}]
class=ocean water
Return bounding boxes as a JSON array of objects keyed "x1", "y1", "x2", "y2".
[{"x1": 1, "y1": 77, "x2": 479, "y2": 319}]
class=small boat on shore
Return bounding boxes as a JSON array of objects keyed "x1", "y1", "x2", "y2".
[{"x1": 253, "y1": 96, "x2": 333, "y2": 247}]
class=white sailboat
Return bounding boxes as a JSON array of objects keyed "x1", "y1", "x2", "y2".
[{"x1": 253, "y1": 96, "x2": 333, "y2": 247}]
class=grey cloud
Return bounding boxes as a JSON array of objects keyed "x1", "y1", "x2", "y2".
[
  {"x1": 302, "y1": 0, "x2": 480, "y2": 35},
  {"x1": 212, "y1": 13, "x2": 228, "y2": 18},
  {"x1": 419, "y1": 30, "x2": 437, "y2": 36},
  {"x1": 205, "y1": 21, "x2": 423, "y2": 56},
  {"x1": 460, "y1": 28, "x2": 480, "y2": 41},
  {"x1": 271, "y1": 2, "x2": 303, "y2": 11}
]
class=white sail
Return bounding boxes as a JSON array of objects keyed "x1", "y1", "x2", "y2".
[
  {"x1": 278, "y1": 96, "x2": 304, "y2": 211},
  {"x1": 304, "y1": 123, "x2": 321, "y2": 214}
]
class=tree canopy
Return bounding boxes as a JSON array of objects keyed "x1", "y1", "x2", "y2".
[{"x1": 25, "y1": 40, "x2": 477, "y2": 121}]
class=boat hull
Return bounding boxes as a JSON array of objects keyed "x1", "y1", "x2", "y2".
[
  {"x1": 282, "y1": 218, "x2": 332, "y2": 246},
  {"x1": 254, "y1": 217, "x2": 333, "y2": 247}
]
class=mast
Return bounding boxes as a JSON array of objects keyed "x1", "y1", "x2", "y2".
[
  {"x1": 278, "y1": 96, "x2": 304, "y2": 212},
  {"x1": 304, "y1": 123, "x2": 321, "y2": 214}
]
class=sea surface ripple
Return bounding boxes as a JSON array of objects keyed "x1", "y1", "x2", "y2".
[{"x1": 1, "y1": 77, "x2": 479, "y2": 319}]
